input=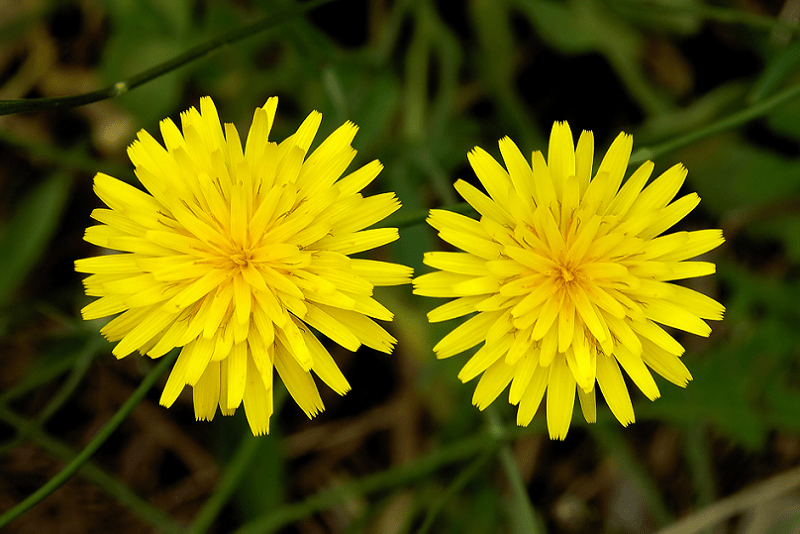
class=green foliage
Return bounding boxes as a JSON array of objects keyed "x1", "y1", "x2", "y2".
[
  {"x1": 0, "y1": 173, "x2": 69, "y2": 310},
  {"x1": 687, "y1": 137, "x2": 800, "y2": 215},
  {"x1": 100, "y1": 0, "x2": 194, "y2": 125}
]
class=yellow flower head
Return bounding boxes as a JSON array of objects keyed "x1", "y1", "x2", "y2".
[
  {"x1": 76, "y1": 96, "x2": 412, "y2": 435},
  {"x1": 414, "y1": 122, "x2": 724, "y2": 440}
]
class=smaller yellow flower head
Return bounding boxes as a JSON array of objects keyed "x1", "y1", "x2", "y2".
[
  {"x1": 414, "y1": 122, "x2": 724, "y2": 440},
  {"x1": 76, "y1": 97, "x2": 412, "y2": 435}
]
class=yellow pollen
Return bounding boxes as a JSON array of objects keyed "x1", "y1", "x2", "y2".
[
  {"x1": 559, "y1": 266, "x2": 575, "y2": 283},
  {"x1": 230, "y1": 252, "x2": 250, "y2": 266}
]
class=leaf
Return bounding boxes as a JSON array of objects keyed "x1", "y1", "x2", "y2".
[
  {"x1": 0, "y1": 173, "x2": 70, "y2": 308},
  {"x1": 646, "y1": 340, "x2": 767, "y2": 449},
  {"x1": 513, "y1": 0, "x2": 595, "y2": 54},
  {"x1": 753, "y1": 40, "x2": 800, "y2": 104},
  {"x1": 645, "y1": 262, "x2": 800, "y2": 448},
  {"x1": 680, "y1": 135, "x2": 800, "y2": 215},
  {"x1": 748, "y1": 214, "x2": 800, "y2": 264},
  {"x1": 235, "y1": 431, "x2": 284, "y2": 520},
  {"x1": 767, "y1": 93, "x2": 800, "y2": 141}
]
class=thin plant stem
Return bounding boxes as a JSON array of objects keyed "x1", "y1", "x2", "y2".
[
  {"x1": 590, "y1": 424, "x2": 673, "y2": 527},
  {"x1": 411, "y1": 146, "x2": 459, "y2": 207},
  {"x1": 403, "y1": 1, "x2": 432, "y2": 141},
  {"x1": 682, "y1": 423, "x2": 722, "y2": 534},
  {"x1": 0, "y1": 335, "x2": 103, "y2": 456},
  {"x1": 427, "y1": 4, "x2": 462, "y2": 138},
  {"x1": 189, "y1": 386, "x2": 289, "y2": 534},
  {"x1": 415, "y1": 448, "x2": 496, "y2": 534},
  {"x1": 0, "y1": 404, "x2": 183, "y2": 534},
  {"x1": 234, "y1": 434, "x2": 495, "y2": 534},
  {"x1": 370, "y1": 0, "x2": 415, "y2": 64},
  {"x1": 471, "y1": 0, "x2": 543, "y2": 151},
  {"x1": 655, "y1": 464, "x2": 800, "y2": 534},
  {"x1": 35, "y1": 336, "x2": 105, "y2": 424},
  {"x1": 0, "y1": 351, "x2": 177, "y2": 529},
  {"x1": 189, "y1": 434, "x2": 262, "y2": 534},
  {"x1": 487, "y1": 408, "x2": 543, "y2": 534},
  {"x1": 630, "y1": 81, "x2": 800, "y2": 165},
  {"x1": 0, "y1": 354, "x2": 75, "y2": 404},
  {"x1": 615, "y1": 0, "x2": 800, "y2": 36},
  {"x1": 0, "y1": 0, "x2": 339, "y2": 116}
]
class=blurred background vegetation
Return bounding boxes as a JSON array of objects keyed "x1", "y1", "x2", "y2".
[{"x1": 1, "y1": 0, "x2": 800, "y2": 532}]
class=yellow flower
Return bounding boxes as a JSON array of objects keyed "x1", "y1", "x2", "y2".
[
  {"x1": 76, "y1": 96, "x2": 412, "y2": 435},
  {"x1": 414, "y1": 122, "x2": 724, "y2": 439}
]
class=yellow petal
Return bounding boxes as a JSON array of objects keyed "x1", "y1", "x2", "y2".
[
  {"x1": 472, "y1": 358, "x2": 516, "y2": 410},
  {"x1": 337, "y1": 160, "x2": 383, "y2": 197},
  {"x1": 351, "y1": 259, "x2": 413, "y2": 286},
  {"x1": 629, "y1": 319, "x2": 684, "y2": 356},
  {"x1": 547, "y1": 121, "x2": 575, "y2": 197},
  {"x1": 607, "y1": 161, "x2": 654, "y2": 218},
  {"x1": 640, "y1": 337, "x2": 693, "y2": 387},
  {"x1": 531, "y1": 293, "x2": 561, "y2": 342},
  {"x1": 185, "y1": 337, "x2": 215, "y2": 386},
  {"x1": 435, "y1": 310, "x2": 504, "y2": 359},
  {"x1": 160, "y1": 345, "x2": 192, "y2": 408},
  {"x1": 427, "y1": 295, "x2": 483, "y2": 323},
  {"x1": 467, "y1": 146, "x2": 510, "y2": 205},
  {"x1": 577, "y1": 385, "x2": 596, "y2": 424},
  {"x1": 112, "y1": 308, "x2": 176, "y2": 358},
  {"x1": 242, "y1": 352, "x2": 273, "y2": 436},
  {"x1": 315, "y1": 228, "x2": 399, "y2": 255},
  {"x1": 643, "y1": 299, "x2": 711, "y2": 337},
  {"x1": 614, "y1": 344, "x2": 659, "y2": 401},
  {"x1": 639, "y1": 193, "x2": 700, "y2": 240},
  {"x1": 304, "y1": 304, "x2": 361, "y2": 352},
  {"x1": 574, "y1": 130, "x2": 594, "y2": 196},
  {"x1": 596, "y1": 131, "x2": 633, "y2": 213},
  {"x1": 659, "y1": 261, "x2": 716, "y2": 281},
  {"x1": 459, "y1": 346, "x2": 499, "y2": 383},
  {"x1": 517, "y1": 363, "x2": 548, "y2": 426},
  {"x1": 627, "y1": 163, "x2": 687, "y2": 218},
  {"x1": 498, "y1": 136, "x2": 536, "y2": 212},
  {"x1": 193, "y1": 359, "x2": 220, "y2": 421},
  {"x1": 226, "y1": 342, "x2": 247, "y2": 410},
  {"x1": 274, "y1": 347, "x2": 324, "y2": 418},
  {"x1": 454, "y1": 179, "x2": 514, "y2": 227},
  {"x1": 509, "y1": 350, "x2": 538, "y2": 404},
  {"x1": 303, "y1": 327, "x2": 350, "y2": 395},
  {"x1": 652, "y1": 229, "x2": 724, "y2": 262},
  {"x1": 546, "y1": 355, "x2": 576, "y2": 440},
  {"x1": 531, "y1": 150, "x2": 557, "y2": 210},
  {"x1": 596, "y1": 354, "x2": 634, "y2": 426}
]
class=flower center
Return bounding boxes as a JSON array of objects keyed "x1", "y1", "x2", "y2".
[
  {"x1": 230, "y1": 254, "x2": 248, "y2": 266},
  {"x1": 229, "y1": 248, "x2": 253, "y2": 268},
  {"x1": 552, "y1": 260, "x2": 585, "y2": 298},
  {"x1": 558, "y1": 265, "x2": 575, "y2": 283}
]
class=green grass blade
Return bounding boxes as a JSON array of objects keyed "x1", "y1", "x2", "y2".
[
  {"x1": 0, "y1": 0, "x2": 339, "y2": 116},
  {"x1": 0, "y1": 173, "x2": 70, "y2": 308},
  {"x1": 0, "y1": 350, "x2": 177, "y2": 530}
]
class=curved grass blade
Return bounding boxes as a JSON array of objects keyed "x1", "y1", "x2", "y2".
[
  {"x1": 0, "y1": 351, "x2": 177, "y2": 529},
  {"x1": 0, "y1": 0, "x2": 338, "y2": 116},
  {"x1": 0, "y1": 173, "x2": 70, "y2": 309}
]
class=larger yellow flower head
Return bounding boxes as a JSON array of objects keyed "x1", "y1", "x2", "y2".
[
  {"x1": 414, "y1": 122, "x2": 724, "y2": 440},
  {"x1": 76, "y1": 96, "x2": 412, "y2": 435}
]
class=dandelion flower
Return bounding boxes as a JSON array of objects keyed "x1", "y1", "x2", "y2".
[
  {"x1": 76, "y1": 96, "x2": 412, "y2": 435},
  {"x1": 414, "y1": 122, "x2": 724, "y2": 439}
]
